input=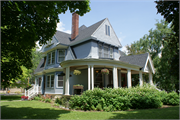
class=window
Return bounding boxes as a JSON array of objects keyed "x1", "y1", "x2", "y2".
[
  {"x1": 47, "y1": 75, "x2": 54, "y2": 88},
  {"x1": 57, "y1": 75, "x2": 63, "y2": 87},
  {"x1": 98, "y1": 44, "x2": 103, "y2": 57},
  {"x1": 47, "y1": 51, "x2": 55, "y2": 65},
  {"x1": 104, "y1": 46, "x2": 109, "y2": 58},
  {"x1": 110, "y1": 48, "x2": 113, "y2": 58},
  {"x1": 105, "y1": 25, "x2": 110, "y2": 36},
  {"x1": 58, "y1": 50, "x2": 65, "y2": 63}
]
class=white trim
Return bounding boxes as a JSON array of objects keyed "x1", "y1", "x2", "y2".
[
  {"x1": 91, "y1": 65, "x2": 94, "y2": 90},
  {"x1": 46, "y1": 74, "x2": 55, "y2": 88},
  {"x1": 65, "y1": 67, "x2": 70, "y2": 95},
  {"x1": 143, "y1": 53, "x2": 155, "y2": 74},
  {"x1": 88, "y1": 65, "x2": 90, "y2": 90},
  {"x1": 61, "y1": 59, "x2": 141, "y2": 71},
  {"x1": 127, "y1": 69, "x2": 131, "y2": 88},
  {"x1": 139, "y1": 71, "x2": 143, "y2": 86},
  {"x1": 57, "y1": 49, "x2": 66, "y2": 63},
  {"x1": 56, "y1": 75, "x2": 64, "y2": 88}
]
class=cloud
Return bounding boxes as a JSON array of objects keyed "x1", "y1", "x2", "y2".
[
  {"x1": 121, "y1": 46, "x2": 128, "y2": 55},
  {"x1": 56, "y1": 22, "x2": 71, "y2": 34},
  {"x1": 118, "y1": 32, "x2": 126, "y2": 43}
]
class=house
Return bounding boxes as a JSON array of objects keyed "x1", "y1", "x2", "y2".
[{"x1": 33, "y1": 13, "x2": 155, "y2": 96}]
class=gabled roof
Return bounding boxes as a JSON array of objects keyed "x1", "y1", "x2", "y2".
[
  {"x1": 54, "y1": 30, "x2": 71, "y2": 45},
  {"x1": 119, "y1": 53, "x2": 148, "y2": 70},
  {"x1": 70, "y1": 18, "x2": 106, "y2": 44},
  {"x1": 34, "y1": 58, "x2": 45, "y2": 73},
  {"x1": 79, "y1": 25, "x2": 87, "y2": 31}
]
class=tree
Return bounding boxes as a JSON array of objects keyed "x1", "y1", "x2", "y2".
[
  {"x1": 126, "y1": 19, "x2": 178, "y2": 92},
  {"x1": 155, "y1": 0, "x2": 179, "y2": 85},
  {"x1": 1, "y1": 1, "x2": 91, "y2": 86}
]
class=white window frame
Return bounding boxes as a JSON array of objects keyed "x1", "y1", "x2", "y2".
[
  {"x1": 98, "y1": 44, "x2": 103, "y2": 58},
  {"x1": 110, "y1": 47, "x2": 113, "y2": 58},
  {"x1": 47, "y1": 51, "x2": 55, "y2": 65},
  {"x1": 104, "y1": 46, "x2": 109, "y2": 58},
  {"x1": 47, "y1": 74, "x2": 54, "y2": 88},
  {"x1": 57, "y1": 75, "x2": 64, "y2": 88},
  {"x1": 58, "y1": 50, "x2": 65, "y2": 63}
]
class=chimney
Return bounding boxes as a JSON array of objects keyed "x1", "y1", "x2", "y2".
[{"x1": 71, "y1": 12, "x2": 79, "y2": 40}]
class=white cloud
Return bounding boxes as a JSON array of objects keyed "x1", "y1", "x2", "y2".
[
  {"x1": 121, "y1": 46, "x2": 128, "y2": 55},
  {"x1": 118, "y1": 32, "x2": 126, "y2": 43},
  {"x1": 56, "y1": 22, "x2": 71, "y2": 34}
]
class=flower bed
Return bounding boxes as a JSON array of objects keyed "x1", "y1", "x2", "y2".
[{"x1": 21, "y1": 95, "x2": 28, "y2": 100}]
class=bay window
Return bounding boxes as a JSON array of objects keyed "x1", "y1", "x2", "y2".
[
  {"x1": 58, "y1": 50, "x2": 65, "y2": 63},
  {"x1": 47, "y1": 51, "x2": 55, "y2": 65},
  {"x1": 47, "y1": 75, "x2": 54, "y2": 88},
  {"x1": 57, "y1": 75, "x2": 63, "y2": 87}
]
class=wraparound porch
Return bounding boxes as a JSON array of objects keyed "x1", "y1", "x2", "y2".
[{"x1": 61, "y1": 59, "x2": 154, "y2": 95}]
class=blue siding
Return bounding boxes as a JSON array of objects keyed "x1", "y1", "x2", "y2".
[{"x1": 72, "y1": 41, "x2": 91, "y2": 59}]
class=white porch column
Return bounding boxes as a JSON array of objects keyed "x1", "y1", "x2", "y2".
[
  {"x1": 88, "y1": 65, "x2": 91, "y2": 90},
  {"x1": 63, "y1": 69, "x2": 66, "y2": 94},
  {"x1": 65, "y1": 67, "x2": 70, "y2": 95},
  {"x1": 118, "y1": 70, "x2": 121, "y2": 87},
  {"x1": 91, "y1": 65, "x2": 94, "y2": 90},
  {"x1": 139, "y1": 71, "x2": 143, "y2": 86},
  {"x1": 149, "y1": 72, "x2": 153, "y2": 85},
  {"x1": 127, "y1": 69, "x2": 132, "y2": 88},
  {"x1": 113, "y1": 66, "x2": 118, "y2": 88}
]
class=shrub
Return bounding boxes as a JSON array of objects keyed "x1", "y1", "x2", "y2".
[
  {"x1": 69, "y1": 85, "x2": 165, "y2": 111},
  {"x1": 45, "y1": 98, "x2": 51, "y2": 103},
  {"x1": 164, "y1": 91, "x2": 179, "y2": 105},
  {"x1": 96, "y1": 103, "x2": 102, "y2": 111}
]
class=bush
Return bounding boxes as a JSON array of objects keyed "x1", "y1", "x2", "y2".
[
  {"x1": 164, "y1": 91, "x2": 179, "y2": 105},
  {"x1": 45, "y1": 98, "x2": 51, "y2": 103},
  {"x1": 69, "y1": 84, "x2": 166, "y2": 111},
  {"x1": 96, "y1": 104, "x2": 102, "y2": 111}
]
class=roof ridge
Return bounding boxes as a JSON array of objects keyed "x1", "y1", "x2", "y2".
[{"x1": 56, "y1": 30, "x2": 71, "y2": 35}]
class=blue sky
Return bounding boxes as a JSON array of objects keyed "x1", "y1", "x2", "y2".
[{"x1": 56, "y1": 0, "x2": 164, "y2": 53}]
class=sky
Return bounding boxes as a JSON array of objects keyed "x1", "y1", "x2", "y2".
[{"x1": 56, "y1": 0, "x2": 164, "y2": 54}]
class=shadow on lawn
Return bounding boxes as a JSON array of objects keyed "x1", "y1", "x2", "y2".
[
  {"x1": 108, "y1": 106, "x2": 179, "y2": 119},
  {"x1": 1, "y1": 95, "x2": 22, "y2": 101},
  {"x1": 1, "y1": 105, "x2": 70, "y2": 119}
]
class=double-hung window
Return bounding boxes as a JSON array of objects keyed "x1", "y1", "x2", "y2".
[
  {"x1": 110, "y1": 48, "x2": 113, "y2": 58},
  {"x1": 57, "y1": 75, "x2": 63, "y2": 87},
  {"x1": 47, "y1": 75, "x2": 54, "y2": 88},
  {"x1": 104, "y1": 46, "x2": 109, "y2": 58},
  {"x1": 105, "y1": 25, "x2": 110, "y2": 36},
  {"x1": 58, "y1": 50, "x2": 65, "y2": 63},
  {"x1": 98, "y1": 44, "x2": 103, "y2": 58},
  {"x1": 47, "y1": 51, "x2": 55, "y2": 65}
]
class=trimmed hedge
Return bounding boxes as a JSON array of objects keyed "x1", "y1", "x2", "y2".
[{"x1": 69, "y1": 84, "x2": 179, "y2": 111}]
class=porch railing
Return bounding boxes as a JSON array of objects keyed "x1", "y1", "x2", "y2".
[{"x1": 25, "y1": 85, "x2": 39, "y2": 100}]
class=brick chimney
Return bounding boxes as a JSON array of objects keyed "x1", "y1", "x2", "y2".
[{"x1": 71, "y1": 12, "x2": 79, "y2": 40}]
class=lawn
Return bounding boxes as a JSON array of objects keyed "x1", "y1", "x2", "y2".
[{"x1": 1, "y1": 99, "x2": 179, "y2": 119}]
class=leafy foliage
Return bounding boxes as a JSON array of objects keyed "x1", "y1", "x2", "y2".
[
  {"x1": 126, "y1": 19, "x2": 178, "y2": 92},
  {"x1": 69, "y1": 84, "x2": 178, "y2": 111},
  {"x1": 155, "y1": 1, "x2": 179, "y2": 91},
  {"x1": 1, "y1": 1, "x2": 90, "y2": 86}
]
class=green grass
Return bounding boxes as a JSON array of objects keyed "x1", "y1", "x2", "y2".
[
  {"x1": 1, "y1": 95, "x2": 22, "y2": 101},
  {"x1": 1, "y1": 100, "x2": 179, "y2": 119}
]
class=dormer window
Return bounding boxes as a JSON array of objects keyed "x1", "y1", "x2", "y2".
[
  {"x1": 47, "y1": 51, "x2": 55, "y2": 65},
  {"x1": 105, "y1": 25, "x2": 110, "y2": 36}
]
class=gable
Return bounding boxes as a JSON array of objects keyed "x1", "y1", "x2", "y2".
[
  {"x1": 143, "y1": 54, "x2": 155, "y2": 74},
  {"x1": 40, "y1": 36, "x2": 58, "y2": 53},
  {"x1": 65, "y1": 46, "x2": 75, "y2": 60},
  {"x1": 91, "y1": 18, "x2": 122, "y2": 48}
]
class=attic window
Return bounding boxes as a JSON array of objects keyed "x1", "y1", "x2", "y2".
[{"x1": 105, "y1": 25, "x2": 110, "y2": 36}]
